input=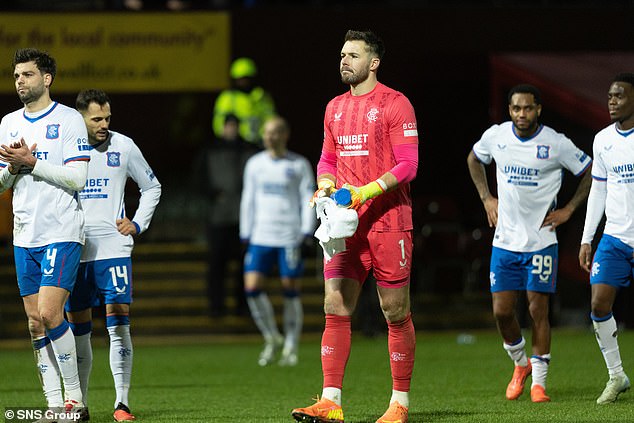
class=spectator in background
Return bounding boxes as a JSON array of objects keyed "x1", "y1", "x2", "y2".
[
  {"x1": 579, "y1": 72, "x2": 634, "y2": 405},
  {"x1": 240, "y1": 116, "x2": 315, "y2": 366},
  {"x1": 467, "y1": 84, "x2": 592, "y2": 403},
  {"x1": 66, "y1": 89, "x2": 161, "y2": 422},
  {"x1": 213, "y1": 57, "x2": 276, "y2": 146},
  {"x1": 204, "y1": 114, "x2": 259, "y2": 317}
]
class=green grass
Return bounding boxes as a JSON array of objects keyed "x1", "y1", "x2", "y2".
[{"x1": 1, "y1": 329, "x2": 632, "y2": 422}]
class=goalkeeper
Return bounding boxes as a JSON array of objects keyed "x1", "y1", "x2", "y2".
[{"x1": 293, "y1": 29, "x2": 419, "y2": 423}]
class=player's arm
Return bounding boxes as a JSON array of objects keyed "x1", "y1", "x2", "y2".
[
  {"x1": 316, "y1": 151, "x2": 337, "y2": 195},
  {"x1": 542, "y1": 166, "x2": 592, "y2": 231},
  {"x1": 0, "y1": 119, "x2": 19, "y2": 191},
  {"x1": 0, "y1": 165, "x2": 17, "y2": 192},
  {"x1": 239, "y1": 159, "x2": 256, "y2": 242},
  {"x1": 124, "y1": 143, "x2": 162, "y2": 235},
  {"x1": 0, "y1": 138, "x2": 88, "y2": 191},
  {"x1": 300, "y1": 158, "x2": 318, "y2": 238},
  {"x1": 467, "y1": 149, "x2": 498, "y2": 228},
  {"x1": 0, "y1": 139, "x2": 24, "y2": 191},
  {"x1": 342, "y1": 142, "x2": 418, "y2": 210},
  {"x1": 310, "y1": 119, "x2": 338, "y2": 205},
  {"x1": 579, "y1": 176, "x2": 607, "y2": 273}
]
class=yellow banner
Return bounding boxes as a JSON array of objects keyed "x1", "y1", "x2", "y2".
[{"x1": 0, "y1": 12, "x2": 230, "y2": 93}]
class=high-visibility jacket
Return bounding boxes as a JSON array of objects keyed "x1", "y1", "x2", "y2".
[{"x1": 213, "y1": 87, "x2": 276, "y2": 144}]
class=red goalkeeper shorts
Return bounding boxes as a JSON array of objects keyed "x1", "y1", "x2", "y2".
[{"x1": 323, "y1": 229, "x2": 412, "y2": 288}]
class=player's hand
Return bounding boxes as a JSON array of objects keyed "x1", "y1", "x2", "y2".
[
  {"x1": 116, "y1": 217, "x2": 138, "y2": 236},
  {"x1": 579, "y1": 243, "x2": 593, "y2": 273},
  {"x1": 340, "y1": 181, "x2": 385, "y2": 210},
  {"x1": 0, "y1": 138, "x2": 37, "y2": 170},
  {"x1": 541, "y1": 206, "x2": 573, "y2": 231},
  {"x1": 482, "y1": 195, "x2": 498, "y2": 227},
  {"x1": 310, "y1": 178, "x2": 336, "y2": 207}
]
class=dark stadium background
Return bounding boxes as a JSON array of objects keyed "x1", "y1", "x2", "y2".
[{"x1": 0, "y1": 2, "x2": 632, "y2": 335}]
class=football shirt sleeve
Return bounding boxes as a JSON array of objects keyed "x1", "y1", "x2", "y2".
[
  {"x1": 471, "y1": 125, "x2": 498, "y2": 165},
  {"x1": 299, "y1": 158, "x2": 317, "y2": 236},
  {"x1": 558, "y1": 135, "x2": 592, "y2": 177},
  {"x1": 581, "y1": 139, "x2": 607, "y2": 245},
  {"x1": 386, "y1": 94, "x2": 418, "y2": 146},
  {"x1": 31, "y1": 160, "x2": 88, "y2": 191},
  {"x1": 127, "y1": 142, "x2": 162, "y2": 234},
  {"x1": 239, "y1": 158, "x2": 256, "y2": 241}
]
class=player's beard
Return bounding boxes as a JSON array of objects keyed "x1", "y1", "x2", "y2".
[
  {"x1": 341, "y1": 65, "x2": 370, "y2": 86},
  {"x1": 17, "y1": 84, "x2": 45, "y2": 106}
]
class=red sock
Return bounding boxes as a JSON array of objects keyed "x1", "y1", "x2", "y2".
[
  {"x1": 321, "y1": 314, "x2": 352, "y2": 389},
  {"x1": 388, "y1": 313, "x2": 416, "y2": 392}
]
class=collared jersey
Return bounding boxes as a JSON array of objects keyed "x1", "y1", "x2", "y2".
[
  {"x1": 473, "y1": 121, "x2": 591, "y2": 252},
  {"x1": 589, "y1": 123, "x2": 634, "y2": 246},
  {"x1": 240, "y1": 150, "x2": 315, "y2": 247},
  {"x1": 322, "y1": 82, "x2": 418, "y2": 231},
  {"x1": 0, "y1": 102, "x2": 90, "y2": 247},
  {"x1": 79, "y1": 130, "x2": 161, "y2": 261}
]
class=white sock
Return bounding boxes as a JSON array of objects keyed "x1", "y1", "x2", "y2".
[
  {"x1": 503, "y1": 337, "x2": 528, "y2": 367},
  {"x1": 530, "y1": 354, "x2": 550, "y2": 388},
  {"x1": 247, "y1": 292, "x2": 280, "y2": 342},
  {"x1": 108, "y1": 325, "x2": 133, "y2": 408},
  {"x1": 49, "y1": 327, "x2": 82, "y2": 403},
  {"x1": 283, "y1": 294, "x2": 303, "y2": 353},
  {"x1": 322, "y1": 387, "x2": 342, "y2": 405},
  {"x1": 33, "y1": 337, "x2": 63, "y2": 407},
  {"x1": 74, "y1": 333, "x2": 93, "y2": 406},
  {"x1": 593, "y1": 316, "x2": 624, "y2": 377},
  {"x1": 389, "y1": 390, "x2": 409, "y2": 408}
]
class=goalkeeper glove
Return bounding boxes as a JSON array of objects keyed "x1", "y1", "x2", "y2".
[
  {"x1": 341, "y1": 179, "x2": 387, "y2": 210},
  {"x1": 310, "y1": 178, "x2": 336, "y2": 207}
]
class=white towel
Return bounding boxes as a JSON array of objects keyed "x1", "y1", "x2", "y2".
[{"x1": 314, "y1": 197, "x2": 359, "y2": 261}]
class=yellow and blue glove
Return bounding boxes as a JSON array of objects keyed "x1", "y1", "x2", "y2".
[
  {"x1": 309, "y1": 178, "x2": 336, "y2": 207},
  {"x1": 341, "y1": 180, "x2": 387, "y2": 210}
]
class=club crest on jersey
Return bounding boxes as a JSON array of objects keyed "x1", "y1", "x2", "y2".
[
  {"x1": 367, "y1": 107, "x2": 379, "y2": 123},
  {"x1": 107, "y1": 152, "x2": 121, "y2": 167},
  {"x1": 536, "y1": 145, "x2": 550, "y2": 159},
  {"x1": 46, "y1": 124, "x2": 60, "y2": 139}
]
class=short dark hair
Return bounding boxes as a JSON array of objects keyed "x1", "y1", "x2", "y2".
[
  {"x1": 613, "y1": 73, "x2": 634, "y2": 87},
  {"x1": 13, "y1": 48, "x2": 56, "y2": 85},
  {"x1": 508, "y1": 84, "x2": 542, "y2": 105},
  {"x1": 344, "y1": 30, "x2": 385, "y2": 60},
  {"x1": 76, "y1": 89, "x2": 110, "y2": 111}
]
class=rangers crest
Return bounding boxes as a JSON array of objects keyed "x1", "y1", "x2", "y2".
[
  {"x1": 536, "y1": 145, "x2": 550, "y2": 159},
  {"x1": 46, "y1": 124, "x2": 60, "y2": 139},
  {"x1": 107, "y1": 151, "x2": 121, "y2": 167},
  {"x1": 367, "y1": 107, "x2": 379, "y2": 123}
]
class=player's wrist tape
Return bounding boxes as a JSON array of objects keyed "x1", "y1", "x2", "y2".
[{"x1": 375, "y1": 178, "x2": 388, "y2": 192}]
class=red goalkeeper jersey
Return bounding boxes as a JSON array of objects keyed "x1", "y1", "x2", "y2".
[{"x1": 321, "y1": 82, "x2": 419, "y2": 231}]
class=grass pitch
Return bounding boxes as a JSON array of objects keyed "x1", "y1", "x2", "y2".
[{"x1": 1, "y1": 329, "x2": 632, "y2": 422}]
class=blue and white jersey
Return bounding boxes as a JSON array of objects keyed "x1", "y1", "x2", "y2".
[
  {"x1": 588, "y1": 123, "x2": 634, "y2": 246},
  {"x1": 79, "y1": 130, "x2": 161, "y2": 261},
  {"x1": 0, "y1": 102, "x2": 90, "y2": 247},
  {"x1": 240, "y1": 150, "x2": 316, "y2": 247},
  {"x1": 473, "y1": 121, "x2": 591, "y2": 252}
]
